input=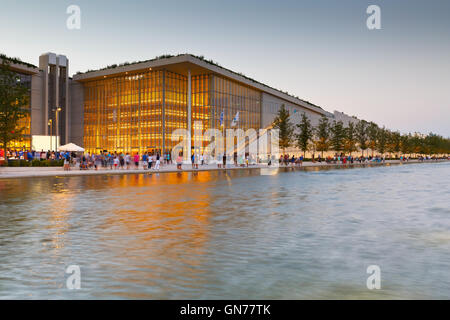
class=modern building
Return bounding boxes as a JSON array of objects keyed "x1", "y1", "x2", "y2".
[
  {"x1": 2, "y1": 53, "x2": 358, "y2": 154},
  {"x1": 1, "y1": 53, "x2": 69, "y2": 151}
]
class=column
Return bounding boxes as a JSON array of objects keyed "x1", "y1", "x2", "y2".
[{"x1": 187, "y1": 69, "x2": 192, "y2": 161}]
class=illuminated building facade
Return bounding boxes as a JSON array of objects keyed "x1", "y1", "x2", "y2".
[
  {"x1": 81, "y1": 69, "x2": 262, "y2": 154},
  {"x1": 73, "y1": 54, "x2": 325, "y2": 155},
  {"x1": 4, "y1": 53, "x2": 343, "y2": 154}
]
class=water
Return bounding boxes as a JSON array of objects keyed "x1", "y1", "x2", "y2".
[{"x1": 0, "y1": 162, "x2": 449, "y2": 299}]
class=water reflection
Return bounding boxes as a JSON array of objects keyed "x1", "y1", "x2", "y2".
[{"x1": 0, "y1": 163, "x2": 449, "y2": 299}]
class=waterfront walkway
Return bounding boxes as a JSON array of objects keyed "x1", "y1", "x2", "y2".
[{"x1": 0, "y1": 159, "x2": 447, "y2": 179}]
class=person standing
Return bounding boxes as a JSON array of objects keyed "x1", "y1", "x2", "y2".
[
  {"x1": 195, "y1": 153, "x2": 200, "y2": 169},
  {"x1": 148, "y1": 153, "x2": 153, "y2": 170},
  {"x1": 119, "y1": 154, "x2": 125, "y2": 169},
  {"x1": 142, "y1": 153, "x2": 148, "y2": 170},
  {"x1": 134, "y1": 153, "x2": 140, "y2": 169},
  {"x1": 155, "y1": 153, "x2": 161, "y2": 171},
  {"x1": 125, "y1": 153, "x2": 131, "y2": 170},
  {"x1": 176, "y1": 153, "x2": 183, "y2": 170},
  {"x1": 64, "y1": 153, "x2": 70, "y2": 171}
]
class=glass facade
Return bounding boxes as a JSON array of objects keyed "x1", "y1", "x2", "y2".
[
  {"x1": 210, "y1": 75, "x2": 261, "y2": 132},
  {"x1": 83, "y1": 70, "x2": 261, "y2": 154}
]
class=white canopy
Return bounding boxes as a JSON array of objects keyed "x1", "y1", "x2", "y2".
[{"x1": 58, "y1": 143, "x2": 85, "y2": 152}]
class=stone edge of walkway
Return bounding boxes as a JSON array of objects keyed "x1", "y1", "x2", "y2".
[{"x1": 0, "y1": 160, "x2": 447, "y2": 180}]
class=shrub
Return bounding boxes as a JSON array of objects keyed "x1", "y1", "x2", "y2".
[
  {"x1": 0, "y1": 159, "x2": 66, "y2": 167},
  {"x1": 7, "y1": 159, "x2": 20, "y2": 167}
]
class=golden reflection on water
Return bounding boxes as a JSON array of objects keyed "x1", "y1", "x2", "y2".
[
  {"x1": 47, "y1": 182, "x2": 76, "y2": 253},
  {"x1": 82, "y1": 173, "x2": 215, "y2": 295}
]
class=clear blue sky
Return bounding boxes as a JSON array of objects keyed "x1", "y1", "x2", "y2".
[{"x1": 1, "y1": 0, "x2": 449, "y2": 136}]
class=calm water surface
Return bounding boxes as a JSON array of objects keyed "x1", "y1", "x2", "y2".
[{"x1": 0, "y1": 162, "x2": 449, "y2": 299}]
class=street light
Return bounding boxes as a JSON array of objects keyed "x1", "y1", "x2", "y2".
[
  {"x1": 48, "y1": 119, "x2": 53, "y2": 151},
  {"x1": 53, "y1": 107, "x2": 62, "y2": 150}
]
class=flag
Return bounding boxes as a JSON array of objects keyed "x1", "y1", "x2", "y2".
[
  {"x1": 231, "y1": 111, "x2": 239, "y2": 127},
  {"x1": 219, "y1": 109, "x2": 224, "y2": 127}
]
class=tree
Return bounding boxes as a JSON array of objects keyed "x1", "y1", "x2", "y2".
[
  {"x1": 314, "y1": 115, "x2": 330, "y2": 157},
  {"x1": 377, "y1": 127, "x2": 388, "y2": 155},
  {"x1": 367, "y1": 121, "x2": 379, "y2": 156},
  {"x1": 330, "y1": 120, "x2": 345, "y2": 153},
  {"x1": 389, "y1": 131, "x2": 401, "y2": 157},
  {"x1": 271, "y1": 104, "x2": 294, "y2": 153},
  {"x1": 344, "y1": 122, "x2": 358, "y2": 155},
  {"x1": 410, "y1": 133, "x2": 423, "y2": 156},
  {"x1": 0, "y1": 58, "x2": 30, "y2": 161},
  {"x1": 296, "y1": 112, "x2": 313, "y2": 157},
  {"x1": 400, "y1": 134, "x2": 412, "y2": 155},
  {"x1": 355, "y1": 120, "x2": 368, "y2": 156}
]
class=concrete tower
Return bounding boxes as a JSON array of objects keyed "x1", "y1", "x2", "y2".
[{"x1": 39, "y1": 53, "x2": 70, "y2": 146}]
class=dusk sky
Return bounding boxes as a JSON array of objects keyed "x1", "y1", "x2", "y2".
[{"x1": 1, "y1": 0, "x2": 449, "y2": 136}]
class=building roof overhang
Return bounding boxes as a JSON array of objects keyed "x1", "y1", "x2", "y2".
[
  {"x1": 0, "y1": 59, "x2": 40, "y2": 75},
  {"x1": 73, "y1": 54, "x2": 326, "y2": 115}
]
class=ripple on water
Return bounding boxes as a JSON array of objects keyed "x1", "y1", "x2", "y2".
[{"x1": 0, "y1": 162, "x2": 449, "y2": 299}]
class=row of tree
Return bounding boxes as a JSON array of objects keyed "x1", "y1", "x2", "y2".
[{"x1": 272, "y1": 105, "x2": 450, "y2": 157}]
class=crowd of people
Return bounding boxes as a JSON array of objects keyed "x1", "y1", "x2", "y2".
[
  {"x1": 76, "y1": 152, "x2": 260, "y2": 171},
  {"x1": 1, "y1": 148, "x2": 448, "y2": 171},
  {"x1": 276, "y1": 153, "x2": 445, "y2": 166}
]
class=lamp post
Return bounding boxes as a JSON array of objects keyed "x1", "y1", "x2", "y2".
[
  {"x1": 53, "y1": 107, "x2": 62, "y2": 150},
  {"x1": 48, "y1": 119, "x2": 53, "y2": 151}
]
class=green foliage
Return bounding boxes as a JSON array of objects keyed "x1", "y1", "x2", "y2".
[
  {"x1": 296, "y1": 112, "x2": 314, "y2": 156},
  {"x1": 355, "y1": 120, "x2": 368, "y2": 154},
  {"x1": 330, "y1": 121, "x2": 345, "y2": 152},
  {"x1": 344, "y1": 122, "x2": 358, "y2": 155},
  {"x1": 314, "y1": 116, "x2": 330, "y2": 156},
  {"x1": 4, "y1": 159, "x2": 64, "y2": 167},
  {"x1": 387, "y1": 131, "x2": 401, "y2": 154},
  {"x1": 377, "y1": 127, "x2": 388, "y2": 154},
  {"x1": 0, "y1": 59, "x2": 30, "y2": 158},
  {"x1": 272, "y1": 105, "x2": 294, "y2": 152},
  {"x1": 367, "y1": 122, "x2": 379, "y2": 155},
  {"x1": 0, "y1": 53, "x2": 37, "y2": 69}
]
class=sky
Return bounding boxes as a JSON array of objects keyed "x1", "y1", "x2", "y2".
[{"x1": 1, "y1": 0, "x2": 449, "y2": 136}]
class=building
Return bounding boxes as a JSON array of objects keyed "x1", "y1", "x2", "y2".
[
  {"x1": 1, "y1": 53, "x2": 69, "y2": 151},
  {"x1": 71, "y1": 54, "x2": 330, "y2": 155},
  {"x1": 2, "y1": 52, "x2": 359, "y2": 154}
]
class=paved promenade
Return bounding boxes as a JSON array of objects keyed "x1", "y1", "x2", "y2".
[{"x1": 0, "y1": 159, "x2": 446, "y2": 179}]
